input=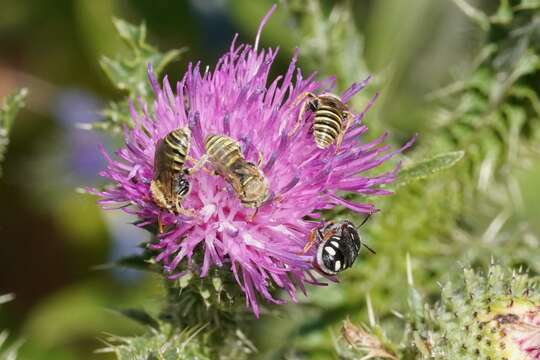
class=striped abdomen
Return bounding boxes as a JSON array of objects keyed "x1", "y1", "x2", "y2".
[
  {"x1": 151, "y1": 127, "x2": 192, "y2": 213},
  {"x1": 205, "y1": 134, "x2": 269, "y2": 208},
  {"x1": 313, "y1": 105, "x2": 344, "y2": 149},
  {"x1": 205, "y1": 134, "x2": 243, "y2": 172},
  {"x1": 156, "y1": 128, "x2": 191, "y2": 174}
]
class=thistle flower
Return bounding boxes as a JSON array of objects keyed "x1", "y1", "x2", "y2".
[{"x1": 96, "y1": 6, "x2": 412, "y2": 316}]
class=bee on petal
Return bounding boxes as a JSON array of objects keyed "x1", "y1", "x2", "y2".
[
  {"x1": 290, "y1": 92, "x2": 354, "y2": 150},
  {"x1": 305, "y1": 218, "x2": 375, "y2": 275},
  {"x1": 151, "y1": 127, "x2": 195, "y2": 221},
  {"x1": 204, "y1": 134, "x2": 270, "y2": 208}
]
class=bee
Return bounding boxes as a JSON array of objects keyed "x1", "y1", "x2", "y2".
[
  {"x1": 305, "y1": 217, "x2": 375, "y2": 275},
  {"x1": 204, "y1": 134, "x2": 269, "y2": 208},
  {"x1": 150, "y1": 127, "x2": 193, "y2": 217},
  {"x1": 291, "y1": 92, "x2": 354, "y2": 149}
]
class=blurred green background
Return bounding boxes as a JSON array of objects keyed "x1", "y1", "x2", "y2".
[{"x1": 1, "y1": 0, "x2": 539, "y2": 359}]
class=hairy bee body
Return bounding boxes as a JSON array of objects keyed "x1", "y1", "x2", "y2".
[
  {"x1": 205, "y1": 134, "x2": 269, "y2": 208},
  {"x1": 205, "y1": 134, "x2": 243, "y2": 174},
  {"x1": 302, "y1": 93, "x2": 351, "y2": 149},
  {"x1": 150, "y1": 127, "x2": 192, "y2": 213},
  {"x1": 313, "y1": 220, "x2": 367, "y2": 275}
]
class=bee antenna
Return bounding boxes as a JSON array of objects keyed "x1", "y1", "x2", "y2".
[
  {"x1": 362, "y1": 242, "x2": 376, "y2": 255},
  {"x1": 356, "y1": 213, "x2": 372, "y2": 229}
]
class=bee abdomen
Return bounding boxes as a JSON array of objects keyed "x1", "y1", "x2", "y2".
[
  {"x1": 320, "y1": 237, "x2": 358, "y2": 274},
  {"x1": 313, "y1": 106, "x2": 343, "y2": 148},
  {"x1": 205, "y1": 134, "x2": 243, "y2": 169},
  {"x1": 164, "y1": 129, "x2": 190, "y2": 172}
]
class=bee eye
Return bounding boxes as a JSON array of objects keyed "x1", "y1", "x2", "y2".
[{"x1": 309, "y1": 100, "x2": 318, "y2": 111}]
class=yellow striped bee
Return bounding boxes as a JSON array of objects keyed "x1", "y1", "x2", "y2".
[
  {"x1": 293, "y1": 93, "x2": 354, "y2": 149},
  {"x1": 150, "y1": 127, "x2": 194, "y2": 216},
  {"x1": 204, "y1": 134, "x2": 269, "y2": 208}
]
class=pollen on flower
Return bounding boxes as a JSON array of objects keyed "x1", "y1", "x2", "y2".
[{"x1": 95, "y1": 5, "x2": 413, "y2": 316}]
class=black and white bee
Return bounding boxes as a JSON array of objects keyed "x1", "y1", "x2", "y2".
[{"x1": 306, "y1": 217, "x2": 375, "y2": 275}]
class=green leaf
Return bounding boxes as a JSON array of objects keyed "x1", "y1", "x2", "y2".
[
  {"x1": 118, "y1": 308, "x2": 160, "y2": 331},
  {"x1": 94, "y1": 253, "x2": 156, "y2": 272},
  {"x1": 89, "y1": 18, "x2": 186, "y2": 133},
  {"x1": 394, "y1": 151, "x2": 465, "y2": 188},
  {"x1": 0, "y1": 88, "x2": 28, "y2": 177}
]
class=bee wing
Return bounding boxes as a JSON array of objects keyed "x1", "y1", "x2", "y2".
[
  {"x1": 153, "y1": 139, "x2": 175, "y2": 198},
  {"x1": 227, "y1": 173, "x2": 245, "y2": 196},
  {"x1": 153, "y1": 139, "x2": 168, "y2": 178},
  {"x1": 232, "y1": 162, "x2": 261, "y2": 177}
]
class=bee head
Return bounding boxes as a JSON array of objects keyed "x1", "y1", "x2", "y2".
[
  {"x1": 240, "y1": 163, "x2": 270, "y2": 207},
  {"x1": 176, "y1": 176, "x2": 191, "y2": 197}
]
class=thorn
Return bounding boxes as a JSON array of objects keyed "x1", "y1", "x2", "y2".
[
  {"x1": 406, "y1": 253, "x2": 414, "y2": 287},
  {"x1": 391, "y1": 309, "x2": 404, "y2": 319},
  {"x1": 366, "y1": 293, "x2": 376, "y2": 327}
]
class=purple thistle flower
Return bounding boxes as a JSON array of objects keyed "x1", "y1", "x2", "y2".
[{"x1": 95, "y1": 5, "x2": 414, "y2": 316}]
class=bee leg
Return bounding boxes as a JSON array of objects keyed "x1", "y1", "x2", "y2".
[
  {"x1": 187, "y1": 154, "x2": 210, "y2": 174},
  {"x1": 158, "y1": 216, "x2": 164, "y2": 234},
  {"x1": 247, "y1": 207, "x2": 259, "y2": 222},
  {"x1": 175, "y1": 201, "x2": 196, "y2": 218},
  {"x1": 303, "y1": 228, "x2": 318, "y2": 253},
  {"x1": 288, "y1": 92, "x2": 315, "y2": 137},
  {"x1": 335, "y1": 111, "x2": 355, "y2": 152},
  {"x1": 257, "y1": 150, "x2": 264, "y2": 168},
  {"x1": 323, "y1": 229, "x2": 337, "y2": 241}
]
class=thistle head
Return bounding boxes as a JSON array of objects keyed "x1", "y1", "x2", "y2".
[
  {"x1": 414, "y1": 264, "x2": 540, "y2": 359},
  {"x1": 95, "y1": 5, "x2": 412, "y2": 316}
]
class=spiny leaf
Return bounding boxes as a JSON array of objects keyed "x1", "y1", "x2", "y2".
[
  {"x1": 98, "y1": 323, "x2": 212, "y2": 360},
  {"x1": 393, "y1": 150, "x2": 465, "y2": 188},
  {"x1": 0, "y1": 88, "x2": 28, "y2": 177},
  {"x1": 339, "y1": 319, "x2": 398, "y2": 360},
  {"x1": 88, "y1": 18, "x2": 186, "y2": 133}
]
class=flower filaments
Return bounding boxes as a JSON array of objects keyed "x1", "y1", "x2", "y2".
[{"x1": 96, "y1": 6, "x2": 412, "y2": 316}]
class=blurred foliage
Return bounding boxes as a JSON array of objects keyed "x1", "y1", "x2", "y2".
[
  {"x1": 283, "y1": 0, "x2": 371, "y2": 92},
  {"x1": 86, "y1": 18, "x2": 185, "y2": 133},
  {"x1": 0, "y1": 294, "x2": 22, "y2": 360},
  {"x1": 0, "y1": 89, "x2": 27, "y2": 177}
]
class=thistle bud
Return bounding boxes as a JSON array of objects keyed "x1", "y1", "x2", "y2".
[{"x1": 415, "y1": 264, "x2": 540, "y2": 359}]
